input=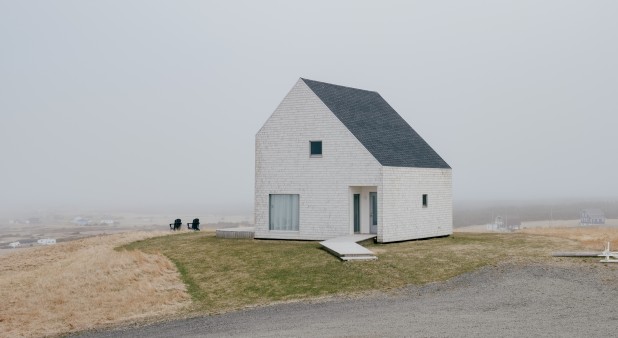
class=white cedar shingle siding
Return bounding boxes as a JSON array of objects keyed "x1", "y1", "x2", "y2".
[
  {"x1": 381, "y1": 167, "x2": 452, "y2": 242},
  {"x1": 255, "y1": 79, "x2": 382, "y2": 240}
]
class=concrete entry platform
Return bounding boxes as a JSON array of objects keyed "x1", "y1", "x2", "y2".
[
  {"x1": 320, "y1": 234, "x2": 377, "y2": 261},
  {"x1": 216, "y1": 227, "x2": 255, "y2": 239}
]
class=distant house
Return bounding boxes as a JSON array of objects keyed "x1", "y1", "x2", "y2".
[
  {"x1": 255, "y1": 78, "x2": 452, "y2": 243},
  {"x1": 486, "y1": 215, "x2": 520, "y2": 232},
  {"x1": 72, "y1": 217, "x2": 92, "y2": 226},
  {"x1": 9, "y1": 241, "x2": 20, "y2": 248},
  {"x1": 37, "y1": 238, "x2": 56, "y2": 245},
  {"x1": 580, "y1": 209, "x2": 605, "y2": 225}
]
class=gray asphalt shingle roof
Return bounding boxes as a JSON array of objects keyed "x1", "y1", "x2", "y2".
[
  {"x1": 302, "y1": 78, "x2": 451, "y2": 169},
  {"x1": 582, "y1": 209, "x2": 605, "y2": 217}
]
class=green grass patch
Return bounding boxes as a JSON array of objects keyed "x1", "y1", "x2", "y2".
[{"x1": 121, "y1": 232, "x2": 577, "y2": 313}]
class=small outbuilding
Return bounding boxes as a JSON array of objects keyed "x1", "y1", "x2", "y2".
[
  {"x1": 580, "y1": 209, "x2": 605, "y2": 225},
  {"x1": 255, "y1": 78, "x2": 452, "y2": 243}
]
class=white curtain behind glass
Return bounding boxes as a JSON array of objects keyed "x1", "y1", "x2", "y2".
[{"x1": 269, "y1": 194, "x2": 299, "y2": 231}]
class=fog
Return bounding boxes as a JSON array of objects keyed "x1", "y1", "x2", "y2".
[{"x1": 1, "y1": 1, "x2": 617, "y2": 214}]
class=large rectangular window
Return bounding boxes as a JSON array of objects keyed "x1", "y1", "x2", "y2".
[{"x1": 269, "y1": 194, "x2": 299, "y2": 231}]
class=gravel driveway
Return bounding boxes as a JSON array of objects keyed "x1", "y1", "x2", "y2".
[{"x1": 74, "y1": 263, "x2": 618, "y2": 337}]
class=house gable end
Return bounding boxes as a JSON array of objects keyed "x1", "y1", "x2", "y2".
[
  {"x1": 256, "y1": 79, "x2": 380, "y2": 167},
  {"x1": 254, "y1": 79, "x2": 383, "y2": 240}
]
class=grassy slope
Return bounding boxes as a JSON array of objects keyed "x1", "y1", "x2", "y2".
[
  {"x1": 122, "y1": 231, "x2": 581, "y2": 314},
  {"x1": 0, "y1": 232, "x2": 190, "y2": 338}
]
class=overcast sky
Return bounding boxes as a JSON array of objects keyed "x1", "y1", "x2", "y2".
[{"x1": 1, "y1": 1, "x2": 617, "y2": 213}]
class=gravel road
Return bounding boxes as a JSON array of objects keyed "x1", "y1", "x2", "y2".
[{"x1": 74, "y1": 263, "x2": 618, "y2": 337}]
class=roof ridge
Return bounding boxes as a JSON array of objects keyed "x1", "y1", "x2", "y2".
[{"x1": 300, "y1": 78, "x2": 378, "y2": 95}]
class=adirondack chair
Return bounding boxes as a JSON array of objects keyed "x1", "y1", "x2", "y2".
[
  {"x1": 169, "y1": 218, "x2": 182, "y2": 231},
  {"x1": 187, "y1": 218, "x2": 200, "y2": 231}
]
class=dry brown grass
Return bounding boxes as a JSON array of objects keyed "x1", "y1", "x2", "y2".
[
  {"x1": 0, "y1": 231, "x2": 190, "y2": 338},
  {"x1": 519, "y1": 226, "x2": 618, "y2": 250}
]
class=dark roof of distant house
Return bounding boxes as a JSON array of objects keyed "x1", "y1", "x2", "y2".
[
  {"x1": 582, "y1": 209, "x2": 605, "y2": 216},
  {"x1": 301, "y1": 78, "x2": 450, "y2": 169}
]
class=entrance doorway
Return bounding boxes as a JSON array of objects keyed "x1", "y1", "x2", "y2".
[{"x1": 350, "y1": 187, "x2": 378, "y2": 235}]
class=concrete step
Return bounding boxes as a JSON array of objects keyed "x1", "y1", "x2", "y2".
[
  {"x1": 340, "y1": 255, "x2": 378, "y2": 261},
  {"x1": 320, "y1": 237, "x2": 377, "y2": 261},
  {"x1": 216, "y1": 227, "x2": 255, "y2": 239}
]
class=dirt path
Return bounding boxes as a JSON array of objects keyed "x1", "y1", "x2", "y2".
[{"x1": 74, "y1": 263, "x2": 618, "y2": 337}]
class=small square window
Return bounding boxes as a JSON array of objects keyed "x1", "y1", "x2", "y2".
[
  {"x1": 422, "y1": 194, "x2": 428, "y2": 208},
  {"x1": 310, "y1": 141, "x2": 322, "y2": 157}
]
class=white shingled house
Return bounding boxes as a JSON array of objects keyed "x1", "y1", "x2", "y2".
[{"x1": 255, "y1": 78, "x2": 452, "y2": 243}]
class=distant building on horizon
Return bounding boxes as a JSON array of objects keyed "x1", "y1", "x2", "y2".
[
  {"x1": 37, "y1": 238, "x2": 56, "y2": 245},
  {"x1": 486, "y1": 215, "x2": 520, "y2": 232},
  {"x1": 580, "y1": 209, "x2": 605, "y2": 225},
  {"x1": 71, "y1": 217, "x2": 92, "y2": 226}
]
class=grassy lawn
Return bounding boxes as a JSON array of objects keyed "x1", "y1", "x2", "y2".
[{"x1": 122, "y1": 231, "x2": 580, "y2": 313}]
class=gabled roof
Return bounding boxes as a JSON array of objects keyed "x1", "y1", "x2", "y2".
[
  {"x1": 301, "y1": 78, "x2": 451, "y2": 169},
  {"x1": 582, "y1": 209, "x2": 605, "y2": 217}
]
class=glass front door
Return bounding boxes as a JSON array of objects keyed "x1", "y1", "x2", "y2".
[
  {"x1": 369, "y1": 192, "x2": 377, "y2": 234},
  {"x1": 353, "y1": 194, "x2": 360, "y2": 233}
]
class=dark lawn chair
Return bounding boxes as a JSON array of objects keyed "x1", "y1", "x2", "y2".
[
  {"x1": 187, "y1": 218, "x2": 200, "y2": 231},
  {"x1": 170, "y1": 218, "x2": 182, "y2": 231}
]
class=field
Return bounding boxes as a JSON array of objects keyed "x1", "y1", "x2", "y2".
[
  {"x1": 1, "y1": 225, "x2": 617, "y2": 337},
  {"x1": 0, "y1": 232, "x2": 191, "y2": 337},
  {"x1": 122, "y1": 231, "x2": 575, "y2": 313}
]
